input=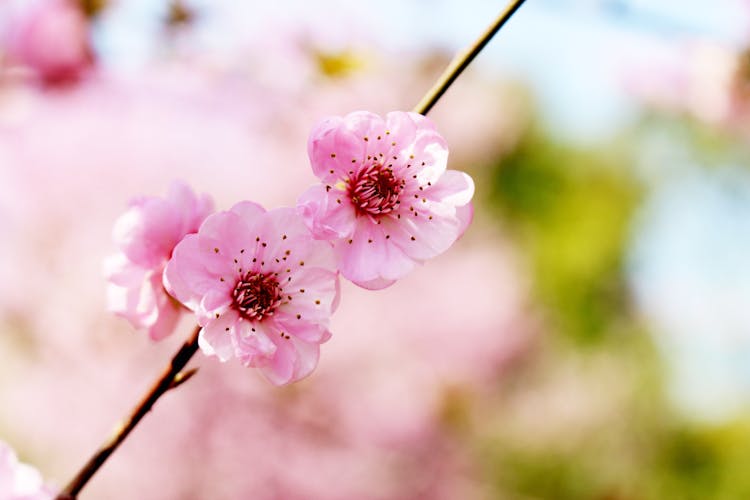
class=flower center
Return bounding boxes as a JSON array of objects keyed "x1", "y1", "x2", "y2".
[
  {"x1": 348, "y1": 164, "x2": 403, "y2": 216},
  {"x1": 232, "y1": 271, "x2": 282, "y2": 321}
]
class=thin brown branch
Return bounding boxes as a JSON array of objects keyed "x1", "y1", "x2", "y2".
[
  {"x1": 413, "y1": 0, "x2": 527, "y2": 115},
  {"x1": 55, "y1": 326, "x2": 201, "y2": 499}
]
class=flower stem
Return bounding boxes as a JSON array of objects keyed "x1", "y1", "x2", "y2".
[
  {"x1": 54, "y1": 326, "x2": 201, "y2": 500},
  {"x1": 413, "y1": 0, "x2": 527, "y2": 116}
]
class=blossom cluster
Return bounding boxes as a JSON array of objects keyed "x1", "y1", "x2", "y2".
[{"x1": 106, "y1": 111, "x2": 474, "y2": 385}]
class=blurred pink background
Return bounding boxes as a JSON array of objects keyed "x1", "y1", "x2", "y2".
[{"x1": 5, "y1": 0, "x2": 750, "y2": 499}]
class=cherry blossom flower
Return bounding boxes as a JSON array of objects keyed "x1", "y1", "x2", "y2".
[
  {"x1": 0, "y1": 441, "x2": 53, "y2": 500},
  {"x1": 4, "y1": 0, "x2": 93, "y2": 86},
  {"x1": 104, "y1": 181, "x2": 213, "y2": 341},
  {"x1": 298, "y1": 111, "x2": 474, "y2": 289},
  {"x1": 164, "y1": 202, "x2": 340, "y2": 386}
]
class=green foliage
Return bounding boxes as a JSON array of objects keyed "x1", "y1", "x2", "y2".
[
  {"x1": 648, "y1": 423, "x2": 750, "y2": 500},
  {"x1": 488, "y1": 128, "x2": 641, "y2": 344},
  {"x1": 477, "y1": 120, "x2": 750, "y2": 500},
  {"x1": 483, "y1": 418, "x2": 750, "y2": 500}
]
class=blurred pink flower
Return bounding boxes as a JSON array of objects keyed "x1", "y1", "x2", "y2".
[
  {"x1": 298, "y1": 111, "x2": 474, "y2": 289},
  {"x1": 624, "y1": 40, "x2": 738, "y2": 126},
  {"x1": 0, "y1": 441, "x2": 53, "y2": 500},
  {"x1": 165, "y1": 202, "x2": 340, "y2": 385},
  {"x1": 4, "y1": 0, "x2": 93, "y2": 86},
  {"x1": 104, "y1": 181, "x2": 213, "y2": 341}
]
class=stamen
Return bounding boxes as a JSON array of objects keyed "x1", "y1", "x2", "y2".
[
  {"x1": 232, "y1": 271, "x2": 282, "y2": 321},
  {"x1": 348, "y1": 163, "x2": 402, "y2": 216}
]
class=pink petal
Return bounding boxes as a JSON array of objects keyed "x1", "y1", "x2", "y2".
[
  {"x1": 254, "y1": 206, "x2": 310, "y2": 268},
  {"x1": 384, "y1": 111, "x2": 418, "y2": 151},
  {"x1": 335, "y1": 222, "x2": 386, "y2": 285},
  {"x1": 378, "y1": 238, "x2": 417, "y2": 281},
  {"x1": 197, "y1": 210, "x2": 252, "y2": 258},
  {"x1": 352, "y1": 275, "x2": 397, "y2": 290},
  {"x1": 166, "y1": 180, "x2": 214, "y2": 233},
  {"x1": 333, "y1": 220, "x2": 417, "y2": 288},
  {"x1": 384, "y1": 211, "x2": 461, "y2": 262},
  {"x1": 280, "y1": 267, "x2": 340, "y2": 321},
  {"x1": 107, "y1": 266, "x2": 181, "y2": 338},
  {"x1": 308, "y1": 116, "x2": 365, "y2": 183},
  {"x1": 198, "y1": 311, "x2": 239, "y2": 362},
  {"x1": 254, "y1": 323, "x2": 294, "y2": 385},
  {"x1": 106, "y1": 278, "x2": 150, "y2": 325},
  {"x1": 234, "y1": 321, "x2": 276, "y2": 366},
  {"x1": 343, "y1": 110, "x2": 384, "y2": 138},
  {"x1": 146, "y1": 294, "x2": 181, "y2": 342},
  {"x1": 428, "y1": 169, "x2": 475, "y2": 207},
  {"x1": 288, "y1": 336, "x2": 321, "y2": 382},
  {"x1": 456, "y1": 202, "x2": 474, "y2": 238},
  {"x1": 258, "y1": 332, "x2": 320, "y2": 386},
  {"x1": 271, "y1": 314, "x2": 332, "y2": 343},
  {"x1": 297, "y1": 184, "x2": 356, "y2": 240},
  {"x1": 402, "y1": 120, "x2": 450, "y2": 184},
  {"x1": 163, "y1": 234, "x2": 232, "y2": 311},
  {"x1": 229, "y1": 200, "x2": 266, "y2": 222},
  {"x1": 200, "y1": 288, "x2": 232, "y2": 315},
  {"x1": 112, "y1": 197, "x2": 180, "y2": 268},
  {"x1": 103, "y1": 253, "x2": 143, "y2": 288}
]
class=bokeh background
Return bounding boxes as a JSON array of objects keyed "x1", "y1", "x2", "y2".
[{"x1": 2, "y1": 0, "x2": 750, "y2": 498}]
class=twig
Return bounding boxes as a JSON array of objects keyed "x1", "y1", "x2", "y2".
[
  {"x1": 55, "y1": 326, "x2": 201, "y2": 499},
  {"x1": 413, "y1": 0, "x2": 527, "y2": 115}
]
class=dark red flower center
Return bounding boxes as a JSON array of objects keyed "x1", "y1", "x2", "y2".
[
  {"x1": 232, "y1": 271, "x2": 282, "y2": 321},
  {"x1": 348, "y1": 164, "x2": 404, "y2": 216}
]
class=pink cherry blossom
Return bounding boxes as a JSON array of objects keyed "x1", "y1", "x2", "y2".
[
  {"x1": 164, "y1": 202, "x2": 340, "y2": 386},
  {"x1": 104, "y1": 181, "x2": 213, "y2": 341},
  {"x1": 298, "y1": 111, "x2": 474, "y2": 289},
  {"x1": 0, "y1": 441, "x2": 53, "y2": 500},
  {"x1": 4, "y1": 0, "x2": 93, "y2": 86}
]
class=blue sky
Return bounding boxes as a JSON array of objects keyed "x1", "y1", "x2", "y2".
[{"x1": 92, "y1": 0, "x2": 750, "y2": 141}]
